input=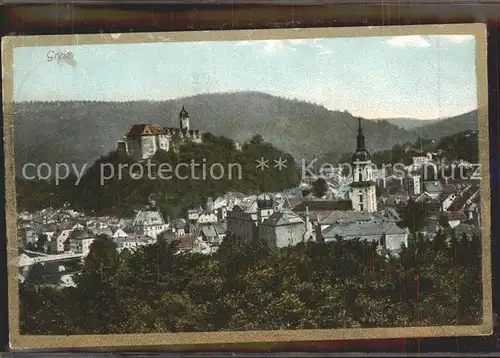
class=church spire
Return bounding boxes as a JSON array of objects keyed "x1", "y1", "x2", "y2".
[
  {"x1": 352, "y1": 117, "x2": 370, "y2": 163},
  {"x1": 179, "y1": 105, "x2": 190, "y2": 131},
  {"x1": 180, "y1": 105, "x2": 188, "y2": 118},
  {"x1": 356, "y1": 117, "x2": 365, "y2": 150}
]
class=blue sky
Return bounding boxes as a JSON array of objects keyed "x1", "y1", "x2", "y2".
[{"x1": 12, "y1": 34, "x2": 477, "y2": 119}]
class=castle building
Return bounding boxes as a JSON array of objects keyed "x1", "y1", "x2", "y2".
[
  {"x1": 349, "y1": 118, "x2": 378, "y2": 212},
  {"x1": 117, "y1": 106, "x2": 202, "y2": 161}
]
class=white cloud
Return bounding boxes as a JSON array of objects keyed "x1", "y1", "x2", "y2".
[
  {"x1": 263, "y1": 40, "x2": 291, "y2": 53},
  {"x1": 312, "y1": 43, "x2": 333, "y2": 56},
  {"x1": 386, "y1": 34, "x2": 475, "y2": 48},
  {"x1": 318, "y1": 50, "x2": 333, "y2": 56},
  {"x1": 386, "y1": 35, "x2": 431, "y2": 48},
  {"x1": 235, "y1": 38, "x2": 335, "y2": 56},
  {"x1": 237, "y1": 39, "x2": 303, "y2": 47},
  {"x1": 287, "y1": 39, "x2": 306, "y2": 45},
  {"x1": 236, "y1": 40, "x2": 255, "y2": 46},
  {"x1": 236, "y1": 38, "x2": 308, "y2": 54},
  {"x1": 439, "y1": 35, "x2": 475, "y2": 44}
]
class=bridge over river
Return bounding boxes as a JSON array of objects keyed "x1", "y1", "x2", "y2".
[{"x1": 13, "y1": 251, "x2": 84, "y2": 268}]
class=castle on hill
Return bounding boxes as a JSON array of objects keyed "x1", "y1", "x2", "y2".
[{"x1": 117, "y1": 106, "x2": 202, "y2": 161}]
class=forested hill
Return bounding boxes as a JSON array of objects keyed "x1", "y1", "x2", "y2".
[
  {"x1": 12, "y1": 91, "x2": 477, "y2": 173},
  {"x1": 335, "y1": 130, "x2": 480, "y2": 167},
  {"x1": 382, "y1": 110, "x2": 478, "y2": 134}
]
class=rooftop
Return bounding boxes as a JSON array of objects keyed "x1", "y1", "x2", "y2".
[
  {"x1": 293, "y1": 200, "x2": 352, "y2": 213},
  {"x1": 70, "y1": 229, "x2": 95, "y2": 241},
  {"x1": 442, "y1": 211, "x2": 468, "y2": 221},
  {"x1": 132, "y1": 209, "x2": 166, "y2": 226},
  {"x1": 424, "y1": 181, "x2": 442, "y2": 194},
  {"x1": 127, "y1": 124, "x2": 166, "y2": 136},
  {"x1": 261, "y1": 211, "x2": 304, "y2": 227},
  {"x1": 322, "y1": 220, "x2": 407, "y2": 240},
  {"x1": 319, "y1": 210, "x2": 373, "y2": 225}
]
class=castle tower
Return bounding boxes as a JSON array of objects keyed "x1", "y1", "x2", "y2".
[
  {"x1": 349, "y1": 118, "x2": 377, "y2": 212},
  {"x1": 179, "y1": 106, "x2": 190, "y2": 132}
]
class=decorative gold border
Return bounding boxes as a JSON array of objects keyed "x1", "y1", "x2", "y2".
[{"x1": 2, "y1": 23, "x2": 492, "y2": 350}]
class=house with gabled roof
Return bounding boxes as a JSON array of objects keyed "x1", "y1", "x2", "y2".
[
  {"x1": 69, "y1": 229, "x2": 96, "y2": 257},
  {"x1": 226, "y1": 204, "x2": 259, "y2": 243},
  {"x1": 453, "y1": 223, "x2": 481, "y2": 239},
  {"x1": 320, "y1": 220, "x2": 408, "y2": 255},
  {"x1": 132, "y1": 208, "x2": 168, "y2": 240},
  {"x1": 175, "y1": 236, "x2": 196, "y2": 254},
  {"x1": 51, "y1": 229, "x2": 74, "y2": 253},
  {"x1": 423, "y1": 181, "x2": 443, "y2": 199},
  {"x1": 441, "y1": 211, "x2": 468, "y2": 228},
  {"x1": 259, "y1": 210, "x2": 307, "y2": 248},
  {"x1": 115, "y1": 234, "x2": 153, "y2": 252},
  {"x1": 112, "y1": 228, "x2": 129, "y2": 239}
]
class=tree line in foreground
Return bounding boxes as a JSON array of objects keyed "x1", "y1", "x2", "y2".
[{"x1": 20, "y1": 230, "x2": 482, "y2": 335}]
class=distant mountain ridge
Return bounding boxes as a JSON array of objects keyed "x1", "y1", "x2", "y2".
[
  {"x1": 12, "y1": 91, "x2": 478, "y2": 175},
  {"x1": 379, "y1": 118, "x2": 434, "y2": 130},
  {"x1": 379, "y1": 111, "x2": 478, "y2": 136}
]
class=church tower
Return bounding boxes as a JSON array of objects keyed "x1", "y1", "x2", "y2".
[
  {"x1": 349, "y1": 118, "x2": 377, "y2": 212},
  {"x1": 179, "y1": 106, "x2": 190, "y2": 132}
]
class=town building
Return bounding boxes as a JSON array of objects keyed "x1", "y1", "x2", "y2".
[
  {"x1": 226, "y1": 193, "x2": 276, "y2": 243},
  {"x1": 69, "y1": 229, "x2": 96, "y2": 257},
  {"x1": 51, "y1": 229, "x2": 73, "y2": 253},
  {"x1": 321, "y1": 220, "x2": 408, "y2": 255},
  {"x1": 292, "y1": 200, "x2": 352, "y2": 221},
  {"x1": 194, "y1": 224, "x2": 227, "y2": 254},
  {"x1": 40, "y1": 223, "x2": 58, "y2": 243},
  {"x1": 111, "y1": 228, "x2": 129, "y2": 240},
  {"x1": 115, "y1": 234, "x2": 153, "y2": 252},
  {"x1": 131, "y1": 208, "x2": 168, "y2": 240},
  {"x1": 453, "y1": 222, "x2": 481, "y2": 239},
  {"x1": 174, "y1": 236, "x2": 196, "y2": 254},
  {"x1": 423, "y1": 181, "x2": 443, "y2": 199},
  {"x1": 20, "y1": 227, "x2": 37, "y2": 246},
  {"x1": 188, "y1": 207, "x2": 203, "y2": 222},
  {"x1": 259, "y1": 210, "x2": 309, "y2": 248},
  {"x1": 196, "y1": 212, "x2": 218, "y2": 225},
  {"x1": 406, "y1": 172, "x2": 422, "y2": 196},
  {"x1": 198, "y1": 223, "x2": 227, "y2": 244},
  {"x1": 226, "y1": 205, "x2": 258, "y2": 243}
]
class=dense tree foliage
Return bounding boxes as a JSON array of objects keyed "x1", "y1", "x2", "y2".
[
  {"x1": 20, "y1": 232, "x2": 482, "y2": 334},
  {"x1": 401, "y1": 199, "x2": 428, "y2": 233},
  {"x1": 35, "y1": 234, "x2": 49, "y2": 253},
  {"x1": 311, "y1": 178, "x2": 328, "y2": 198}
]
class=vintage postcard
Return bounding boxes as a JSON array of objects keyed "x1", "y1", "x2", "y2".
[{"x1": 3, "y1": 24, "x2": 492, "y2": 349}]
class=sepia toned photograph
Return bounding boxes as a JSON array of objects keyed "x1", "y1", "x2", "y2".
[{"x1": 3, "y1": 24, "x2": 492, "y2": 349}]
